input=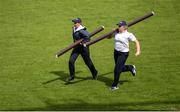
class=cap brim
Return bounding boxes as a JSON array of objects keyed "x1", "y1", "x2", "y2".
[{"x1": 72, "y1": 20, "x2": 76, "y2": 23}]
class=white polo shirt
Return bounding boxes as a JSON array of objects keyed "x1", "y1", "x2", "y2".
[{"x1": 114, "y1": 30, "x2": 136, "y2": 52}]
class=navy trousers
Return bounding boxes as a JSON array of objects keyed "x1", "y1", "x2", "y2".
[
  {"x1": 69, "y1": 45, "x2": 97, "y2": 78},
  {"x1": 112, "y1": 50, "x2": 134, "y2": 87}
]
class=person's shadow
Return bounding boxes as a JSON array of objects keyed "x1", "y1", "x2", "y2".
[
  {"x1": 42, "y1": 71, "x2": 69, "y2": 85},
  {"x1": 97, "y1": 72, "x2": 131, "y2": 87},
  {"x1": 43, "y1": 70, "x2": 130, "y2": 87},
  {"x1": 42, "y1": 71, "x2": 91, "y2": 85}
]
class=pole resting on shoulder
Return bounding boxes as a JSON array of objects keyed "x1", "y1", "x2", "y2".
[
  {"x1": 86, "y1": 11, "x2": 155, "y2": 46},
  {"x1": 55, "y1": 26, "x2": 105, "y2": 58}
]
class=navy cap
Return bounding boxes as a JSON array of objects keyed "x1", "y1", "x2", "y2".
[
  {"x1": 72, "y1": 18, "x2": 82, "y2": 23},
  {"x1": 116, "y1": 21, "x2": 127, "y2": 27}
]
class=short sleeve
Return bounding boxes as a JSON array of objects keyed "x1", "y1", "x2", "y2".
[{"x1": 128, "y1": 33, "x2": 137, "y2": 42}]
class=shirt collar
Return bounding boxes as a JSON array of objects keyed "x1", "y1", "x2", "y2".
[
  {"x1": 121, "y1": 30, "x2": 127, "y2": 33},
  {"x1": 73, "y1": 25, "x2": 85, "y2": 32}
]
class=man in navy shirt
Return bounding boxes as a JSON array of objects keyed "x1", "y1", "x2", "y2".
[{"x1": 68, "y1": 18, "x2": 98, "y2": 81}]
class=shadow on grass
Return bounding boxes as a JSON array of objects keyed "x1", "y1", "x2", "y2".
[
  {"x1": 64, "y1": 75, "x2": 92, "y2": 85},
  {"x1": 17, "y1": 98, "x2": 180, "y2": 111},
  {"x1": 42, "y1": 71, "x2": 68, "y2": 84},
  {"x1": 97, "y1": 72, "x2": 131, "y2": 87},
  {"x1": 42, "y1": 71, "x2": 91, "y2": 85},
  {"x1": 43, "y1": 71, "x2": 131, "y2": 86}
]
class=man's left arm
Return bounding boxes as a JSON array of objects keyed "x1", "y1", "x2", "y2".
[{"x1": 134, "y1": 39, "x2": 141, "y2": 56}]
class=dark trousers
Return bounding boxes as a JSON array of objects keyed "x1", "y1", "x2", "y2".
[
  {"x1": 69, "y1": 45, "x2": 97, "y2": 78},
  {"x1": 112, "y1": 50, "x2": 133, "y2": 87}
]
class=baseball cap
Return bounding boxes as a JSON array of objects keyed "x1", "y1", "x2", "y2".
[
  {"x1": 72, "y1": 18, "x2": 82, "y2": 23},
  {"x1": 116, "y1": 21, "x2": 127, "y2": 27}
]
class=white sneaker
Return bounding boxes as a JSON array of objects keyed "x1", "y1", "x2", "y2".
[
  {"x1": 131, "y1": 65, "x2": 136, "y2": 76},
  {"x1": 111, "y1": 86, "x2": 119, "y2": 90}
]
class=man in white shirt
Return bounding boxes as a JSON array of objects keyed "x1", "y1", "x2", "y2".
[{"x1": 111, "y1": 21, "x2": 141, "y2": 90}]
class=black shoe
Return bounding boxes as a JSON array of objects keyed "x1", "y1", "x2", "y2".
[
  {"x1": 66, "y1": 76, "x2": 74, "y2": 82},
  {"x1": 131, "y1": 65, "x2": 136, "y2": 76},
  {"x1": 92, "y1": 71, "x2": 98, "y2": 80}
]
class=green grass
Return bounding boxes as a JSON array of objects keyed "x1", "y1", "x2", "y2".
[{"x1": 0, "y1": 0, "x2": 180, "y2": 110}]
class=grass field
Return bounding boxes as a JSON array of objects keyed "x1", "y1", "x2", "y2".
[{"x1": 0, "y1": 0, "x2": 180, "y2": 110}]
